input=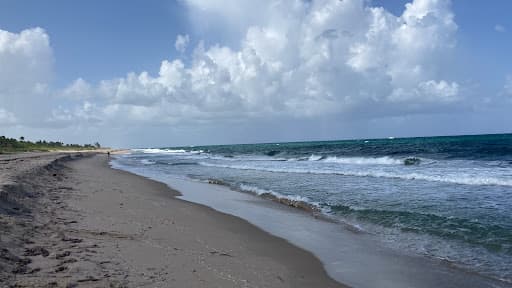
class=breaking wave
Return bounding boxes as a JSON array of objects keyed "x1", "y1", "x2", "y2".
[
  {"x1": 198, "y1": 162, "x2": 512, "y2": 187},
  {"x1": 321, "y1": 156, "x2": 403, "y2": 165},
  {"x1": 140, "y1": 159, "x2": 156, "y2": 165},
  {"x1": 240, "y1": 184, "x2": 310, "y2": 202},
  {"x1": 133, "y1": 148, "x2": 203, "y2": 155},
  {"x1": 239, "y1": 184, "x2": 320, "y2": 212}
]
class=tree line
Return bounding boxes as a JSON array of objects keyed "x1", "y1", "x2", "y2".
[{"x1": 0, "y1": 136, "x2": 101, "y2": 153}]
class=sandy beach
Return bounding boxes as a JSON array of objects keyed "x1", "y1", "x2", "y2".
[{"x1": 0, "y1": 152, "x2": 345, "y2": 287}]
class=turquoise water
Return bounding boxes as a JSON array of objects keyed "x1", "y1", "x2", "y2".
[{"x1": 114, "y1": 133, "x2": 512, "y2": 284}]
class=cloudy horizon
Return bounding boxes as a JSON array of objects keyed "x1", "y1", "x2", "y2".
[{"x1": 1, "y1": 0, "x2": 511, "y2": 148}]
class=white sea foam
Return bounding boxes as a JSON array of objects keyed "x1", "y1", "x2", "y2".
[
  {"x1": 283, "y1": 155, "x2": 406, "y2": 164},
  {"x1": 138, "y1": 149, "x2": 415, "y2": 167},
  {"x1": 199, "y1": 162, "x2": 512, "y2": 187},
  {"x1": 140, "y1": 159, "x2": 156, "y2": 165},
  {"x1": 134, "y1": 148, "x2": 186, "y2": 154},
  {"x1": 321, "y1": 156, "x2": 402, "y2": 165},
  {"x1": 134, "y1": 148, "x2": 203, "y2": 155},
  {"x1": 201, "y1": 155, "x2": 287, "y2": 162},
  {"x1": 239, "y1": 184, "x2": 312, "y2": 203},
  {"x1": 308, "y1": 154, "x2": 323, "y2": 161}
]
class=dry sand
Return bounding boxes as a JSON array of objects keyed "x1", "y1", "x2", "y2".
[{"x1": 0, "y1": 153, "x2": 346, "y2": 287}]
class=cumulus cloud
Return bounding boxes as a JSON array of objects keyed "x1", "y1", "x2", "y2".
[
  {"x1": 60, "y1": 78, "x2": 93, "y2": 99},
  {"x1": 174, "y1": 34, "x2": 190, "y2": 53},
  {"x1": 389, "y1": 80, "x2": 459, "y2": 103},
  {"x1": 2, "y1": 0, "x2": 473, "y2": 138},
  {"x1": 0, "y1": 27, "x2": 54, "y2": 125},
  {"x1": 55, "y1": 0, "x2": 461, "y2": 126},
  {"x1": 0, "y1": 27, "x2": 53, "y2": 91}
]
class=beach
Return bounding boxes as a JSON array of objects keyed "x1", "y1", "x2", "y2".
[
  {"x1": 2, "y1": 0, "x2": 511, "y2": 286},
  {"x1": 0, "y1": 152, "x2": 344, "y2": 287}
]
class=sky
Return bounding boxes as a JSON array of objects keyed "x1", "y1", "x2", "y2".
[{"x1": 0, "y1": 0, "x2": 511, "y2": 147}]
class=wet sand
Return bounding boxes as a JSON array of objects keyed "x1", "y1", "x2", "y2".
[{"x1": 0, "y1": 153, "x2": 345, "y2": 287}]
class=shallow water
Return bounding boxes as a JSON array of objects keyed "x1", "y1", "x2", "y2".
[{"x1": 109, "y1": 164, "x2": 509, "y2": 288}]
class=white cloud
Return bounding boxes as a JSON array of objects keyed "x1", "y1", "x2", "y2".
[
  {"x1": 0, "y1": 27, "x2": 54, "y2": 125},
  {"x1": 389, "y1": 80, "x2": 459, "y2": 103},
  {"x1": 60, "y1": 78, "x2": 93, "y2": 99},
  {"x1": 69, "y1": 0, "x2": 459, "y2": 124},
  {"x1": 2, "y1": 1, "x2": 468, "y2": 133},
  {"x1": 174, "y1": 34, "x2": 190, "y2": 53},
  {"x1": 0, "y1": 27, "x2": 53, "y2": 93},
  {"x1": 495, "y1": 24, "x2": 506, "y2": 33}
]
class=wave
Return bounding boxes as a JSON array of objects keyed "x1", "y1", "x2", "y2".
[
  {"x1": 203, "y1": 179, "x2": 319, "y2": 211},
  {"x1": 198, "y1": 162, "x2": 512, "y2": 187},
  {"x1": 321, "y1": 156, "x2": 403, "y2": 165},
  {"x1": 169, "y1": 162, "x2": 199, "y2": 166},
  {"x1": 133, "y1": 148, "x2": 430, "y2": 167},
  {"x1": 239, "y1": 184, "x2": 320, "y2": 212},
  {"x1": 228, "y1": 154, "x2": 422, "y2": 166},
  {"x1": 186, "y1": 154, "x2": 290, "y2": 162},
  {"x1": 133, "y1": 148, "x2": 203, "y2": 155},
  {"x1": 134, "y1": 148, "x2": 185, "y2": 154},
  {"x1": 212, "y1": 154, "x2": 420, "y2": 165},
  {"x1": 240, "y1": 184, "x2": 310, "y2": 202},
  {"x1": 265, "y1": 150, "x2": 281, "y2": 156},
  {"x1": 140, "y1": 159, "x2": 156, "y2": 165},
  {"x1": 329, "y1": 205, "x2": 512, "y2": 254},
  {"x1": 307, "y1": 154, "x2": 324, "y2": 161}
]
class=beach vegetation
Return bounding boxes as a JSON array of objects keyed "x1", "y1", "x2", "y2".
[{"x1": 0, "y1": 135, "x2": 99, "y2": 153}]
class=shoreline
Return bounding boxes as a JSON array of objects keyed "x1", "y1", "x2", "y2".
[
  {"x1": 112, "y1": 153, "x2": 512, "y2": 288},
  {"x1": 0, "y1": 153, "x2": 345, "y2": 287}
]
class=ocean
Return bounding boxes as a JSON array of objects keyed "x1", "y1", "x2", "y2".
[{"x1": 112, "y1": 133, "x2": 512, "y2": 285}]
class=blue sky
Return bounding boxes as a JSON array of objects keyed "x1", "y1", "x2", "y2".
[
  {"x1": 0, "y1": 0, "x2": 511, "y2": 147},
  {"x1": 0, "y1": 0, "x2": 188, "y2": 85}
]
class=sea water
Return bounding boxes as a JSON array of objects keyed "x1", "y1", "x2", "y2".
[{"x1": 112, "y1": 133, "x2": 512, "y2": 285}]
